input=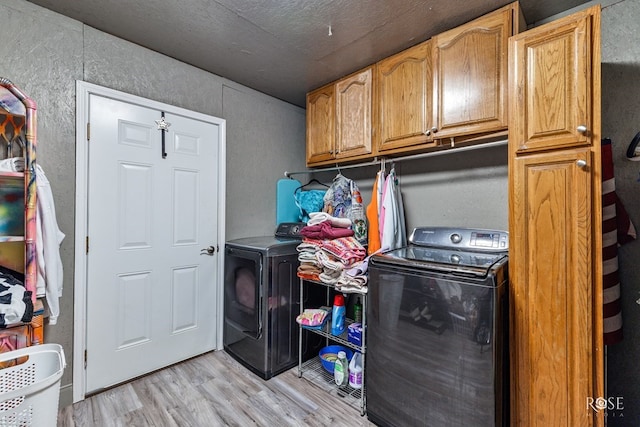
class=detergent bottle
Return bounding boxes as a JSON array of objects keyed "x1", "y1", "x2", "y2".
[
  {"x1": 348, "y1": 351, "x2": 363, "y2": 389},
  {"x1": 331, "y1": 294, "x2": 346, "y2": 336}
]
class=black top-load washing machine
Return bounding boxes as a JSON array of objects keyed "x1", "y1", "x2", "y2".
[
  {"x1": 366, "y1": 227, "x2": 509, "y2": 427},
  {"x1": 223, "y1": 223, "x2": 322, "y2": 379}
]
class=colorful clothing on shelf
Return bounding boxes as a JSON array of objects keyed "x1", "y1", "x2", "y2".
[{"x1": 300, "y1": 221, "x2": 354, "y2": 239}]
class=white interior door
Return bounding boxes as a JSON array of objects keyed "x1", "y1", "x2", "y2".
[{"x1": 85, "y1": 94, "x2": 220, "y2": 393}]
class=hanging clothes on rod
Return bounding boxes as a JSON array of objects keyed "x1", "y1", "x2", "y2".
[
  {"x1": 322, "y1": 173, "x2": 368, "y2": 244},
  {"x1": 293, "y1": 179, "x2": 329, "y2": 223},
  {"x1": 366, "y1": 169, "x2": 383, "y2": 255},
  {"x1": 379, "y1": 166, "x2": 407, "y2": 251}
]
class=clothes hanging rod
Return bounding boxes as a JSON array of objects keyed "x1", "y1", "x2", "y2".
[
  {"x1": 284, "y1": 158, "x2": 381, "y2": 178},
  {"x1": 283, "y1": 139, "x2": 508, "y2": 178}
]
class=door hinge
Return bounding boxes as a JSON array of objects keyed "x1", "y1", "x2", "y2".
[
  {"x1": 84, "y1": 349, "x2": 87, "y2": 368},
  {"x1": 87, "y1": 122, "x2": 90, "y2": 141},
  {"x1": 86, "y1": 236, "x2": 89, "y2": 254}
]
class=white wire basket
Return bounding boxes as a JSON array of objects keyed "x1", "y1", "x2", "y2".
[{"x1": 0, "y1": 344, "x2": 66, "y2": 427}]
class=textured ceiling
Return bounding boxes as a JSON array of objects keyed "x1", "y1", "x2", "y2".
[{"x1": 27, "y1": 0, "x2": 591, "y2": 107}]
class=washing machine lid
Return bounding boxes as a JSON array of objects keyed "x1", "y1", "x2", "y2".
[
  {"x1": 225, "y1": 235, "x2": 300, "y2": 253},
  {"x1": 225, "y1": 222, "x2": 305, "y2": 254},
  {"x1": 372, "y1": 227, "x2": 509, "y2": 277},
  {"x1": 372, "y1": 245, "x2": 507, "y2": 277}
]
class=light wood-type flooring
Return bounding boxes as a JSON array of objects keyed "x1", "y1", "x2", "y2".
[{"x1": 57, "y1": 349, "x2": 377, "y2": 427}]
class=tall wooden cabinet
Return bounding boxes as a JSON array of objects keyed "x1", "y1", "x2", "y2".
[{"x1": 508, "y1": 6, "x2": 602, "y2": 426}]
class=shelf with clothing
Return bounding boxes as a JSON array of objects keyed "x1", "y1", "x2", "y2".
[{"x1": 0, "y1": 78, "x2": 48, "y2": 354}]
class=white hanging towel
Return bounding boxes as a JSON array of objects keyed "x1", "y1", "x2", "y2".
[{"x1": 35, "y1": 164, "x2": 65, "y2": 325}]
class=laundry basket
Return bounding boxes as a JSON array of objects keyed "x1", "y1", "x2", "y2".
[{"x1": 0, "y1": 344, "x2": 66, "y2": 427}]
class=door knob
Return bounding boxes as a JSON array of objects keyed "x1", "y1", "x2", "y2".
[
  {"x1": 576, "y1": 159, "x2": 587, "y2": 168},
  {"x1": 200, "y1": 246, "x2": 215, "y2": 256}
]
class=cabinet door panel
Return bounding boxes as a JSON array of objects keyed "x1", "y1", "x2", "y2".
[
  {"x1": 335, "y1": 68, "x2": 372, "y2": 159},
  {"x1": 433, "y1": 5, "x2": 512, "y2": 138},
  {"x1": 509, "y1": 13, "x2": 592, "y2": 153},
  {"x1": 510, "y1": 148, "x2": 594, "y2": 426},
  {"x1": 306, "y1": 84, "x2": 335, "y2": 165},
  {"x1": 377, "y1": 40, "x2": 435, "y2": 152}
]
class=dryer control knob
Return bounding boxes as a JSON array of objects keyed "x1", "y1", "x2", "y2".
[{"x1": 450, "y1": 233, "x2": 462, "y2": 244}]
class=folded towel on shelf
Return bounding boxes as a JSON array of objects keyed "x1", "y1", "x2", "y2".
[
  {"x1": 0, "y1": 157, "x2": 25, "y2": 172},
  {"x1": 319, "y1": 270, "x2": 342, "y2": 285},
  {"x1": 333, "y1": 254, "x2": 373, "y2": 294},
  {"x1": 296, "y1": 309, "x2": 329, "y2": 327},
  {"x1": 320, "y1": 236, "x2": 367, "y2": 266},
  {"x1": 298, "y1": 251, "x2": 318, "y2": 264},
  {"x1": 307, "y1": 212, "x2": 352, "y2": 228},
  {"x1": 297, "y1": 263, "x2": 321, "y2": 274},
  {"x1": 335, "y1": 282, "x2": 368, "y2": 294},
  {"x1": 296, "y1": 239, "x2": 323, "y2": 252},
  {"x1": 315, "y1": 250, "x2": 345, "y2": 272},
  {"x1": 296, "y1": 271, "x2": 320, "y2": 282},
  {"x1": 300, "y1": 221, "x2": 354, "y2": 239}
]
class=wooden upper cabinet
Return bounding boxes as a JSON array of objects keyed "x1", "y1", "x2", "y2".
[
  {"x1": 376, "y1": 39, "x2": 435, "y2": 153},
  {"x1": 306, "y1": 84, "x2": 335, "y2": 165},
  {"x1": 305, "y1": 1, "x2": 526, "y2": 165},
  {"x1": 432, "y1": 2, "x2": 520, "y2": 140},
  {"x1": 509, "y1": 9, "x2": 594, "y2": 154},
  {"x1": 306, "y1": 67, "x2": 373, "y2": 167},
  {"x1": 335, "y1": 67, "x2": 373, "y2": 160}
]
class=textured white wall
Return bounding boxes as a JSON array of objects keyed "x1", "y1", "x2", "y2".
[
  {"x1": 0, "y1": 0, "x2": 306, "y2": 408},
  {"x1": 0, "y1": 0, "x2": 82, "y2": 408}
]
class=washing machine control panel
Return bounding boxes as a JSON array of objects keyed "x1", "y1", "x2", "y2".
[
  {"x1": 275, "y1": 222, "x2": 306, "y2": 238},
  {"x1": 409, "y1": 227, "x2": 508, "y2": 252}
]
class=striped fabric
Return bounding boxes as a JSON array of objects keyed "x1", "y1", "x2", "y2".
[{"x1": 601, "y1": 139, "x2": 636, "y2": 345}]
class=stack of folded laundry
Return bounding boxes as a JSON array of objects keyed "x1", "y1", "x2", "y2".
[{"x1": 296, "y1": 212, "x2": 368, "y2": 292}]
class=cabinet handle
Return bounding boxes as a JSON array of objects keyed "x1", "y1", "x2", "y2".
[
  {"x1": 576, "y1": 159, "x2": 587, "y2": 168},
  {"x1": 431, "y1": 126, "x2": 438, "y2": 133},
  {"x1": 577, "y1": 125, "x2": 588, "y2": 133},
  {"x1": 424, "y1": 129, "x2": 431, "y2": 136}
]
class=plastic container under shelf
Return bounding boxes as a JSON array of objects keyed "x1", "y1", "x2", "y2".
[{"x1": 0, "y1": 344, "x2": 66, "y2": 427}]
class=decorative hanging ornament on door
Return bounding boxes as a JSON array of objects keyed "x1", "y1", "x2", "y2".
[{"x1": 155, "y1": 113, "x2": 171, "y2": 158}]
